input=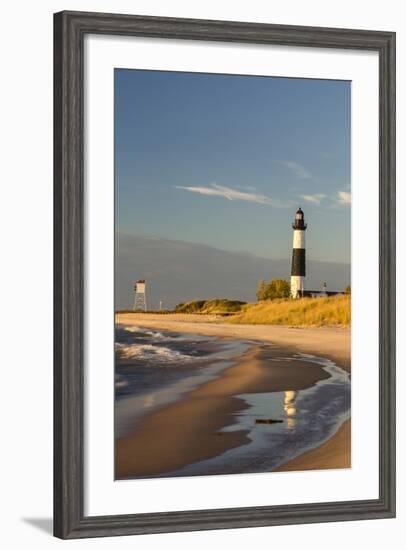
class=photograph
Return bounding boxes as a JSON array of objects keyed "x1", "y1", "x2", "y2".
[{"x1": 114, "y1": 69, "x2": 352, "y2": 480}]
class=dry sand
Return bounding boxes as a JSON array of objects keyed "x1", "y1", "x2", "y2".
[{"x1": 115, "y1": 313, "x2": 351, "y2": 478}]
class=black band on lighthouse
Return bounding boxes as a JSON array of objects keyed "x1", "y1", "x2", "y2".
[{"x1": 291, "y1": 248, "x2": 306, "y2": 276}]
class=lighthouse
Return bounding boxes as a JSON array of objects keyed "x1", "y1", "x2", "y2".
[{"x1": 291, "y1": 207, "x2": 307, "y2": 298}]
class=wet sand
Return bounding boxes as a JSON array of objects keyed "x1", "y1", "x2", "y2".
[{"x1": 115, "y1": 314, "x2": 351, "y2": 477}]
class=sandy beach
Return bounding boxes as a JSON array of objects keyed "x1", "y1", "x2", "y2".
[{"x1": 115, "y1": 313, "x2": 351, "y2": 478}]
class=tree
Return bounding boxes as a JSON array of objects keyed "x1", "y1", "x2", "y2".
[
  {"x1": 256, "y1": 279, "x2": 267, "y2": 301},
  {"x1": 257, "y1": 278, "x2": 291, "y2": 301}
]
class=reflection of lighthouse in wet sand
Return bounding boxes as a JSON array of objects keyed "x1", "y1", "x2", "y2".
[
  {"x1": 284, "y1": 390, "x2": 297, "y2": 429},
  {"x1": 291, "y1": 207, "x2": 307, "y2": 298}
]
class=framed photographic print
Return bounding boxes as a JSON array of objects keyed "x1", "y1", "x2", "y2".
[{"x1": 54, "y1": 11, "x2": 396, "y2": 539}]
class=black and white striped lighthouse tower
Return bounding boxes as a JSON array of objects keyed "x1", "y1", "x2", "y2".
[{"x1": 291, "y1": 207, "x2": 307, "y2": 298}]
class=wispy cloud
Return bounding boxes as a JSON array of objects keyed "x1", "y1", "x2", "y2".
[
  {"x1": 175, "y1": 183, "x2": 291, "y2": 208},
  {"x1": 300, "y1": 193, "x2": 326, "y2": 204},
  {"x1": 237, "y1": 185, "x2": 258, "y2": 191},
  {"x1": 300, "y1": 189, "x2": 351, "y2": 207},
  {"x1": 278, "y1": 160, "x2": 311, "y2": 179},
  {"x1": 336, "y1": 191, "x2": 351, "y2": 205}
]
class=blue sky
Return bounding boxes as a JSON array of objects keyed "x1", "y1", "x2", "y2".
[{"x1": 115, "y1": 69, "x2": 350, "y2": 263}]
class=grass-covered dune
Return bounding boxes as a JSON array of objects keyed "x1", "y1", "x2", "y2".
[
  {"x1": 175, "y1": 299, "x2": 246, "y2": 314},
  {"x1": 227, "y1": 295, "x2": 350, "y2": 327}
]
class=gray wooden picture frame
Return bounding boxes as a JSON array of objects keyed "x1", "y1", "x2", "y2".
[{"x1": 54, "y1": 10, "x2": 396, "y2": 539}]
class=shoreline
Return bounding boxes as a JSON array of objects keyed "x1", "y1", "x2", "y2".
[
  {"x1": 115, "y1": 313, "x2": 351, "y2": 477},
  {"x1": 116, "y1": 313, "x2": 351, "y2": 372}
]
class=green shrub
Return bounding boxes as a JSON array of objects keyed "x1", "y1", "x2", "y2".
[
  {"x1": 256, "y1": 278, "x2": 291, "y2": 301},
  {"x1": 174, "y1": 299, "x2": 246, "y2": 314}
]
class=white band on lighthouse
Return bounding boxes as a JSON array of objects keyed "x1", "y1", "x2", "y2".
[
  {"x1": 291, "y1": 276, "x2": 305, "y2": 298},
  {"x1": 293, "y1": 230, "x2": 305, "y2": 249}
]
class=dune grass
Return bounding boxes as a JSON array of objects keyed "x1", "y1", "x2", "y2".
[
  {"x1": 175, "y1": 299, "x2": 246, "y2": 314},
  {"x1": 227, "y1": 294, "x2": 350, "y2": 327}
]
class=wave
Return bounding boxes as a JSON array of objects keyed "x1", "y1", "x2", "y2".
[
  {"x1": 115, "y1": 374, "x2": 129, "y2": 389},
  {"x1": 124, "y1": 326, "x2": 166, "y2": 339},
  {"x1": 123, "y1": 325, "x2": 190, "y2": 343},
  {"x1": 115, "y1": 342, "x2": 198, "y2": 364}
]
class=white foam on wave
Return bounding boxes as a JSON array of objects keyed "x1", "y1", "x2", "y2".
[
  {"x1": 123, "y1": 325, "x2": 192, "y2": 343},
  {"x1": 124, "y1": 326, "x2": 165, "y2": 339},
  {"x1": 123, "y1": 326, "x2": 143, "y2": 333},
  {"x1": 115, "y1": 342, "x2": 198, "y2": 364},
  {"x1": 115, "y1": 374, "x2": 129, "y2": 389}
]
